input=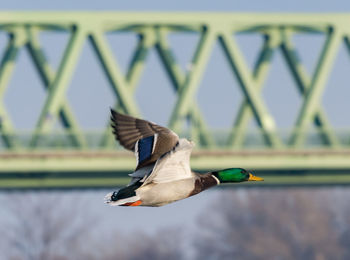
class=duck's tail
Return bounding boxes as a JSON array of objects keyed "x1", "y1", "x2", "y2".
[{"x1": 104, "y1": 191, "x2": 141, "y2": 206}]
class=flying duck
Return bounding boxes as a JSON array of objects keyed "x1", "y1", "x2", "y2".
[{"x1": 104, "y1": 110, "x2": 263, "y2": 207}]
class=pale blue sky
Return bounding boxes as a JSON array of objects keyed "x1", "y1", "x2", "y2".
[
  {"x1": 2, "y1": 0, "x2": 350, "y2": 12},
  {"x1": 2, "y1": 0, "x2": 350, "y2": 236},
  {"x1": 2, "y1": 0, "x2": 350, "y2": 133}
]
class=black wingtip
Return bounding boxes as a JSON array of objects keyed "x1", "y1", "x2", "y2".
[
  {"x1": 110, "y1": 108, "x2": 116, "y2": 115},
  {"x1": 110, "y1": 109, "x2": 118, "y2": 130}
]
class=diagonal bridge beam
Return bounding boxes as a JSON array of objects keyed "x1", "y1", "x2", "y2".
[{"x1": 0, "y1": 13, "x2": 349, "y2": 153}]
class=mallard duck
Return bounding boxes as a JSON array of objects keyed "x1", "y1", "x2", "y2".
[{"x1": 104, "y1": 110, "x2": 263, "y2": 207}]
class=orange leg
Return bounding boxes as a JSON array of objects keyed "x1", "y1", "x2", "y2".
[{"x1": 121, "y1": 200, "x2": 142, "y2": 206}]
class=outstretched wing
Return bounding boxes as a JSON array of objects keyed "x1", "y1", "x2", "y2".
[
  {"x1": 110, "y1": 109, "x2": 179, "y2": 169},
  {"x1": 142, "y1": 138, "x2": 195, "y2": 186}
]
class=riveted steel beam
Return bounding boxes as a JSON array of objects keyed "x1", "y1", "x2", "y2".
[
  {"x1": 219, "y1": 29, "x2": 283, "y2": 148},
  {"x1": 168, "y1": 26, "x2": 216, "y2": 133},
  {"x1": 290, "y1": 27, "x2": 342, "y2": 147},
  {"x1": 228, "y1": 30, "x2": 279, "y2": 148},
  {"x1": 155, "y1": 27, "x2": 214, "y2": 147},
  {"x1": 99, "y1": 28, "x2": 154, "y2": 147},
  {"x1": 89, "y1": 30, "x2": 140, "y2": 116},
  {"x1": 281, "y1": 29, "x2": 340, "y2": 148},
  {"x1": 26, "y1": 27, "x2": 87, "y2": 148},
  {"x1": 0, "y1": 29, "x2": 25, "y2": 149},
  {"x1": 30, "y1": 25, "x2": 87, "y2": 147}
]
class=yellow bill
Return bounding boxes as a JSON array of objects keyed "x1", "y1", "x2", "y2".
[{"x1": 248, "y1": 173, "x2": 264, "y2": 181}]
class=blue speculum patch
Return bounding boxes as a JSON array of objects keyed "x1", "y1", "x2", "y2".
[{"x1": 138, "y1": 135, "x2": 154, "y2": 164}]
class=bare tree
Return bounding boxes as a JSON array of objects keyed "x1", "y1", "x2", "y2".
[
  {"x1": 6, "y1": 188, "x2": 348, "y2": 260},
  {"x1": 0, "y1": 192, "x2": 186, "y2": 260},
  {"x1": 194, "y1": 188, "x2": 349, "y2": 260},
  {"x1": 0, "y1": 192, "x2": 99, "y2": 260},
  {"x1": 98, "y1": 227, "x2": 185, "y2": 260}
]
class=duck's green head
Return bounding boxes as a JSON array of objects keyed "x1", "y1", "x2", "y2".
[{"x1": 212, "y1": 168, "x2": 263, "y2": 183}]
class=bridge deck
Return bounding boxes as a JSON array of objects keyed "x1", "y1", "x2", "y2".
[{"x1": 1, "y1": 149, "x2": 350, "y2": 189}]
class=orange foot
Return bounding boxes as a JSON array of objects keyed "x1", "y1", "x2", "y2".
[{"x1": 121, "y1": 200, "x2": 142, "y2": 206}]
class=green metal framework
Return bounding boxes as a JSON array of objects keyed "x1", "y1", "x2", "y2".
[{"x1": 0, "y1": 12, "x2": 350, "y2": 188}]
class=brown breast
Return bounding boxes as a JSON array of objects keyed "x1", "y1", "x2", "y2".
[{"x1": 189, "y1": 173, "x2": 218, "y2": 197}]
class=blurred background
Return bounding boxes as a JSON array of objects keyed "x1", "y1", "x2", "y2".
[{"x1": 1, "y1": 1, "x2": 350, "y2": 259}]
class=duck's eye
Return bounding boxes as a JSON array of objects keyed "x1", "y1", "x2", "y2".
[{"x1": 240, "y1": 169, "x2": 246, "y2": 174}]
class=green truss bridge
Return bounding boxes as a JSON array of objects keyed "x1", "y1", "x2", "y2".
[{"x1": 1, "y1": 12, "x2": 350, "y2": 188}]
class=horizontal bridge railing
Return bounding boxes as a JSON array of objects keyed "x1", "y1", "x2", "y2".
[
  {"x1": 1, "y1": 13, "x2": 350, "y2": 152},
  {"x1": 1, "y1": 129, "x2": 350, "y2": 151}
]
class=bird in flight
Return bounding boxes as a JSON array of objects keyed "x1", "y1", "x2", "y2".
[{"x1": 105, "y1": 110, "x2": 263, "y2": 207}]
